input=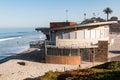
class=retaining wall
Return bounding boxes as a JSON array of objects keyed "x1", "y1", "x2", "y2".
[{"x1": 46, "y1": 56, "x2": 81, "y2": 65}]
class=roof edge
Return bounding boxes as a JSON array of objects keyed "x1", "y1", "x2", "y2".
[{"x1": 52, "y1": 21, "x2": 118, "y2": 31}]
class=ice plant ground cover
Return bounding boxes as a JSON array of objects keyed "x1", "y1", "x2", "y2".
[{"x1": 38, "y1": 61, "x2": 120, "y2": 80}]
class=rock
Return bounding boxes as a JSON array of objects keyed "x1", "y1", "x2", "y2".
[{"x1": 17, "y1": 62, "x2": 27, "y2": 66}]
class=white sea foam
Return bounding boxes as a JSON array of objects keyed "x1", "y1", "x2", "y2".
[
  {"x1": 0, "y1": 37, "x2": 22, "y2": 42},
  {"x1": 0, "y1": 55, "x2": 11, "y2": 57}
]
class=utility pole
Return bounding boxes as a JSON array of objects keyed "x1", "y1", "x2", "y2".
[
  {"x1": 93, "y1": 13, "x2": 95, "y2": 17},
  {"x1": 66, "y1": 10, "x2": 68, "y2": 22}
]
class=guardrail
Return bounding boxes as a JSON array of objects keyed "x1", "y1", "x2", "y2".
[
  {"x1": 29, "y1": 40, "x2": 45, "y2": 48},
  {"x1": 45, "y1": 40, "x2": 98, "y2": 48}
]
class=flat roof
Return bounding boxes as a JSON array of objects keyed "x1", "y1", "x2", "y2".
[
  {"x1": 35, "y1": 27, "x2": 50, "y2": 31},
  {"x1": 52, "y1": 21, "x2": 117, "y2": 31},
  {"x1": 35, "y1": 21, "x2": 117, "y2": 32}
]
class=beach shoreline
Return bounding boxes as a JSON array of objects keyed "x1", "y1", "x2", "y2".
[
  {"x1": 0, "y1": 34, "x2": 120, "y2": 80},
  {"x1": 0, "y1": 48, "x2": 119, "y2": 80},
  {"x1": 0, "y1": 50, "x2": 120, "y2": 80},
  {"x1": 0, "y1": 48, "x2": 79, "y2": 80}
]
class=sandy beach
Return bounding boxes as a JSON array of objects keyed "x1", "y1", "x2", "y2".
[
  {"x1": 0, "y1": 48, "x2": 103, "y2": 80},
  {"x1": 0, "y1": 34, "x2": 120, "y2": 80},
  {"x1": 0, "y1": 48, "x2": 79, "y2": 80}
]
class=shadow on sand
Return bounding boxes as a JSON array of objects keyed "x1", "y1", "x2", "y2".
[
  {"x1": 0, "y1": 48, "x2": 45, "y2": 64},
  {"x1": 109, "y1": 50, "x2": 120, "y2": 54},
  {"x1": 23, "y1": 77, "x2": 38, "y2": 80},
  {"x1": 109, "y1": 50, "x2": 120, "y2": 61},
  {"x1": 109, "y1": 55, "x2": 120, "y2": 61}
]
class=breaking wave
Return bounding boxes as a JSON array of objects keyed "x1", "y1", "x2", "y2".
[{"x1": 0, "y1": 37, "x2": 22, "y2": 42}]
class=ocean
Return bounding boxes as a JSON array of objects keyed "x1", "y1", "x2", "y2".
[{"x1": 0, "y1": 27, "x2": 45, "y2": 60}]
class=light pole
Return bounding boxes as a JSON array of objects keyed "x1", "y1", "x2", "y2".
[
  {"x1": 66, "y1": 10, "x2": 68, "y2": 22},
  {"x1": 93, "y1": 13, "x2": 96, "y2": 17},
  {"x1": 84, "y1": 13, "x2": 86, "y2": 20}
]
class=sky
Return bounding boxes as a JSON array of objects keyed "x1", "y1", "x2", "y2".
[{"x1": 0, "y1": 0, "x2": 119, "y2": 28}]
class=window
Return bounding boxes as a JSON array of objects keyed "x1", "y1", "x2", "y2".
[
  {"x1": 85, "y1": 30, "x2": 90, "y2": 39},
  {"x1": 100, "y1": 29, "x2": 104, "y2": 38},
  {"x1": 79, "y1": 30, "x2": 85, "y2": 39},
  {"x1": 91, "y1": 30, "x2": 96, "y2": 39},
  {"x1": 96, "y1": 30, "x2": 100, "y2": 38},
  {"x1": 51, "y1": 33, "x2": 56, "y2": 41},
  {"x1": 58, "y1": 32, "x2": 63, "y2": 39},
  {"x1": 58, "y1": 32, "x2": 77, "y2": 39},
  {"x1": 63, "y1": 32, "x2": 70, "y2": 39},
  {"x1": 70, "y1": 32, "x2": 76, "y2": 39},
  {"x1": 104, "y1": 29, "x2": 109, "y2": 37}
]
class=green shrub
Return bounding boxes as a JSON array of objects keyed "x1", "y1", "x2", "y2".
[
  {"x1": 66, "y1": 77, "x2": 74, "y2": 80},
  {"x1": 57, "y1": 73, "x2": 72, "y2": 80},
  {"x1": 39, "y1": 71, "x2": 57, "y2": 80},
  {"x1": 45, "y1": 71, "x2": 57, "y2": 78},
  {"x1": 39, "y1": 77, "x2": 49, "y2": 80},
  {"x1": 88, "y1": 70, "x2": 120, "y2": 80},
  {"x1": 38, "y1": 61, "x2": 120, "y2": 80},
  {"x1": 93, "y1": 61, "x2": 120, "y2": 69}
]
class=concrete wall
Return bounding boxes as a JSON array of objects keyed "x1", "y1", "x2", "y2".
[
  {"x1": 89, "y1": 41, "x2": 108, "y2": 62},
  {"x1": 46, "y1": 56, "x2": 81, "y2": 65},
  {"x1": 95, "y1": 41, "x2": 108, "y2": 62}
]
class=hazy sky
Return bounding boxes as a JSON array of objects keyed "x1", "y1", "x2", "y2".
[{"x1": 0, "y1": 0, "x2": 119, "y2": 28}]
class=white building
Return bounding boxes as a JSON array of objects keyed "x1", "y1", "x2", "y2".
[{"x1": 36, "y1": 21, "x2": 117, "y2": 65}]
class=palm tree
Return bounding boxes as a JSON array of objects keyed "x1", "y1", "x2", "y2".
[{"x1": 103, "y1": 7, "x2": 113, "y2": 21}]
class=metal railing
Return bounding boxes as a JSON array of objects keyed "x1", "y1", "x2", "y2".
[
  {"x1": 29, "y1": 40, "x2": 45, "y2": 48},
  {"x1": 45, "y1": 40, "x2": 98, "y2": 48}
]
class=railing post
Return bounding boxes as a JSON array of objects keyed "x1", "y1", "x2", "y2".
[
  {"x1": 93, "y1": 48, "x2": 95, "y2": 65},
  {"x1": 78, "y1": 48, "x2": 80, "y2": 56},
  {"x1": 45, "y1": 40, "x2": 47, "y2": 56}
]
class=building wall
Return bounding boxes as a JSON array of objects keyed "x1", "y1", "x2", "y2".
[
  {"x1": 89, "y1": 41, "x2": 108, "y2": 62},
  {"x1": 45, "y1": 25, "x2": 109, "y2": 65},
  {"x1": 46, "y1": 47, "x2": 90, "y2": 64},
  {"x1": 95, "y1": 41, "x2": 108, "y2": 62},
  {"x1": 55, "y1": 26, "x2": 109, "y2": 47},
  {"x1": 45, "y1": 41, "x2": 108, "y2": 65},
  {"x1": 50, "y1": 22, "x2": 77, "y2": 28},
  {"x1": 46, "y1": 56, "x2": 81, "y2": 65}
]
